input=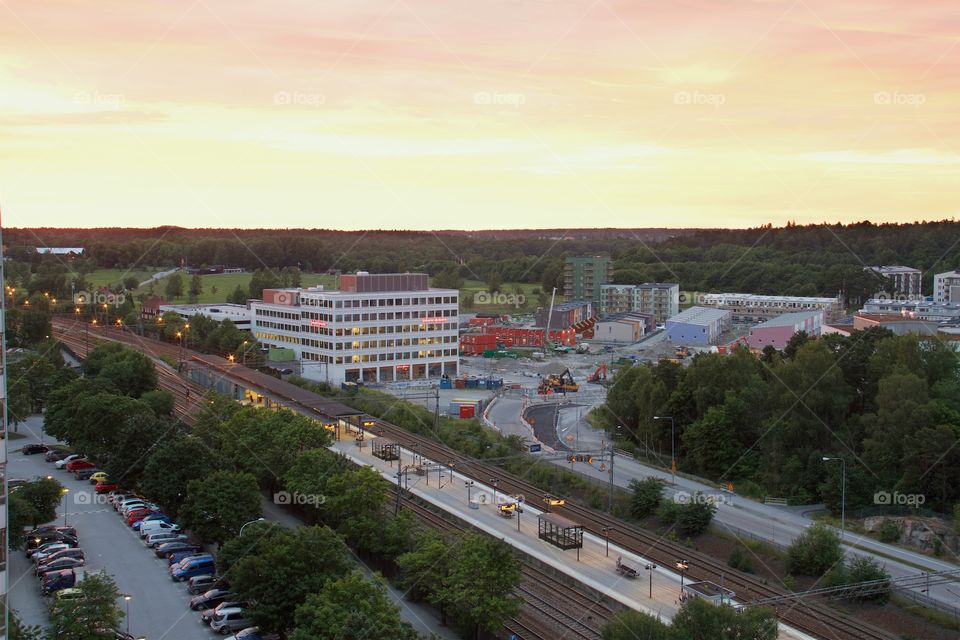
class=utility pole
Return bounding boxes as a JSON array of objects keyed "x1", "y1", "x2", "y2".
[{"x1": 608, "y1": 443, "x2": 615, "y2": 512}]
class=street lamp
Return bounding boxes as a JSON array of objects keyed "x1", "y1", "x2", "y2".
[
  {"x1": 123, "y1": 594, "x2": 132, "y2": 634},
  {"x1": 239, "y1": 517, "x2": 265, "y2": 536},
  {"x1": 654, "y1": 416, "x2": 676, "y2": 484},
  {"x1": 464, "y1": 480, "x2": 474, "y2": 504},
  {"x1": 228, "y1": 354, "x2": 235, "y2": 363},
  {"x1": 61, "y1": 488, "x2": 70, "y2": 526},
  {"x1": 822, "y1": 456, "x2": 846, "y2": 540},
  {"x1": 676, "y1": 559, "x2": 689, "y2": 598},
  {"x1": 242, "y1": 340, "x2": 248, "y2": 365},
  {"x1": 489, "y1": 478, "x2": 499, "y2": 505},
  {"x1": 644, "y1": 563, "x2": 657, "y2": 598},
  {"x1": 601, "y1": 526, "x2": 613, "y2": 557}
]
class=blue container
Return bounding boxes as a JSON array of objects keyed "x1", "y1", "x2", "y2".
[
  {"x1": 440, "y1": 378, "x2": 452, "y2": 390},
  {"x1": 466, "y1": 377, "x2": 479, "y2": 389}
]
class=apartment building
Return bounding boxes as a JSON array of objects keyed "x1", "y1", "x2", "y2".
[
  {"x1": 600, "y1": 283, "x2": 680, "y2": 324},
  {"x1": 250, "y1": 272, "x2": 459, "y2": 384},
  {"x1": 861, "y1": 298, "x2": 960, "y2": 323},
  {"x1": 933, "y1": 270, "x2": 960, "y2": 304},
  {"x1": 866, "y1": 265, "x2": 923, "y2": 298},
  {"x1": 699, "y1": 293, "x2": 844, "y2": 323},
  {"x1": 564, "y1": 256, "x2": 613, "y2": 308}
]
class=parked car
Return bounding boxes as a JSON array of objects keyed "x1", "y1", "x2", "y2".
[
  {"x1": 27, "y1": 525, "x2": 77, "y2": 538},
  {"x1": 65, "y1": 459, "x2": 95, "y2": 473},
  {"x1": 45, "y1": 450, "x2": 72, "y2": 463},
  {"x1": 74, "y1": 467, "x2": 101, "y2": 481},
  {"x1": 30, "y1": 542, "x2": 71, "y2": 562},
  {"x1": 26, "y1": 533, "x2": 78, "y2": 556},
  {"x1": 170, "y1": 554, "x2": 213, "y2": 580},
  {"x1": 228, "y1": 627, "x2": 279, "y2": 640},
  {"x1": 158, "y1": 541, "x2": 202, "y2": 559},
  {"x1": 95, "y1": 482, "x2": 119, "y2": 494},
  {"x1": 54, "y1": 454, "x2": 82, "y2": 469},
  {"x1": 40, "y1": 569, "x2": 76, "y2": 594},
  {"x1": 209, "y1": 607, "x2": 252, "y2": 635},
  {"x1": 167, "y1": 551, "x2": 213, "y2": 571},
  {"x1": 89, "y1": 472, "x2": 109, "y2": 484},
  {"x1": 127, "y1": 510, "x2": 163, "y2": 527},
  {"x1": 190, "y1": 588, "x2": 234, "y2": 611},
  {"x1": 36, "y1": 556, "x2": 85, "y2": 576},
  {"x1": 7, "y1": 478, "x2": 31, "y2": 489},
  {"x1": 145, "y1": 532, "x2": 188, "y2": 548},
  {"x1": 53, "y1": 587, "x2": 84, "y2": 602},
  {"x1": 21, "y1": 444, "x2": 50, "y2": 455},
  {"x1": 186, "y1": 574, "x2": 219, "y2": 594},
  {"x1": 200, "y1": 601, "x2": 246, "y2": 625},
  {"x1": 38, "y1": 549, "x2": 85, "y2": 566}
]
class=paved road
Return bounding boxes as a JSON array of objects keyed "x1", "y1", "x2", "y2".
[{"x1": 7, "y1": 417, "x2": 210, "y2": 640}]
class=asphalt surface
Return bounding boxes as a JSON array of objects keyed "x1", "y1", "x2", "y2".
[{"x1": 7, "y1": 416, "x2": 211, "y2": 640}]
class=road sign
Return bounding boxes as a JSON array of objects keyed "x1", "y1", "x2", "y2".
[{"x1": 529, "y1": 443, "x2": 541, "y2": 453}]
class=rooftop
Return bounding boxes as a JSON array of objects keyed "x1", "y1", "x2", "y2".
[
  {"x1": 537, "y1": 511, "x2": 582, "y2": 529},
  {"x1": 864, "y1": 299, "x2": 960, "y2": 311},
  {"x1": 702, "y1": 292, "x2": 840, "y2": 304},
  {"x1": 667, "y1": 306, "x2": 731, "y2": 326},
  {"x1": 754, "y1": 310, "x2": 823, "y2": 328},
  {"x1": 599, "y1": 311, "x2": 653, "y2": 323},
  {"x1": 867, "y1": 265, "x2": 921, "y2": 274}
]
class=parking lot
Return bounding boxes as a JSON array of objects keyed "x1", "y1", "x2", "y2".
[{"x1": 7, "y1": 416, "x2": 211, "y2": 640}]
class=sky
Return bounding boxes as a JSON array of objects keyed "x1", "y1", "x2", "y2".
[{"x1": 1, "y1": 0, "x2": 958, "y2": 230}]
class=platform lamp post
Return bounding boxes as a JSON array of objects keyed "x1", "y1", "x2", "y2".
[
  {"x1": 61, "y1": 488, "x2": 69, "y2": 526},
  {"x1": 241, "y1": 340, "x2": 248, "y2": 365},
  {"x1": 822, "y1": 456, "x2": 846, "y2": 541},
  {"x1": 653, "y1": 416, "x2": 676, "y2": 484},
  {"x1": 676, "y1": 559, "x2": 689, "y2": 598},
  {"x1": 644, "y1": 564, "x2": 657, "y2": 598},
  {"x1": 123, "y1": 594, "x2": 132, "y2": 634},
  {"x1": 601, "y1": 526, "x2": 613, "y2": 557},
  {"x1": 464, "y1": 480, "x2": 474, "y2": 505},
  {"x1": 490, "y1": 478, "x2": 499, "y2": 505}
]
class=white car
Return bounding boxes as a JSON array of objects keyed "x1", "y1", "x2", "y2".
[
  {"x1": 208, "y1": 607, "x2": 252, "y2": 635},
  {"x1": 118, "y1": 501, "x2": 147, "y2": 515},
  {"x1": 30, "y1": 543, "x2": 70, "y2": 563},
  {"x1": 54, "y1": 454, "x2": 82, "y2": 469}
]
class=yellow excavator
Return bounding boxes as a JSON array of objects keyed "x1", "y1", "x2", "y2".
[{"x1": 537, "y1": 368, "x2": 579, "y2": 394}]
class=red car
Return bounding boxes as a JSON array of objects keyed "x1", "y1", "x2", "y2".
[
  {"x1": 65, "y1": 459, "x2": 95, "y2": 472},
  {"x1": 126, "y1": 509, "x2": 159, "y2": 526},
  {"x1": 95, "y1": 482, "x2": 119, "y2": 494}
]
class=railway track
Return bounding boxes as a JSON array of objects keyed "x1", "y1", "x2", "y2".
[
  {"x1": 399, "y1": 492, "x2": 611, "y2": 640},
  {"x1": 52, "y1": 318, "x2": 893, "y2": 640}
]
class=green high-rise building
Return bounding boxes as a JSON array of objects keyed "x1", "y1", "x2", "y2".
[{"x1": 564, "y1": 255, "x2": 613, "y2": 308}]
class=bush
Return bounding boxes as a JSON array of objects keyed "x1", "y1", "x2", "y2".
[
  {"x1": 656, "y1": 493, "x2": 716, "y2": 537},
  {"x1": 728, "y1": 545, "x2": 754, "y2": 573},
  {"x1": 787, "y1": 523, "x2": 842, "y2": 576},
  {"x1": 877, "y1": 520, "x2": 900, "y2": 543},
  {"x1": 629, "y1": 477, "x2": 665, "y2": 518},
  {"x1": 824, "y1": 556, "x2": 891, "y2": 603}
]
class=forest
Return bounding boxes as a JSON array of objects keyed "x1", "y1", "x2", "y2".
[
  {"x1": 4, "y1": 220, "x2": 960, "y2": 304},
  {"x1": 601, "y1": 328, "x2": 960, "y2": 515}
]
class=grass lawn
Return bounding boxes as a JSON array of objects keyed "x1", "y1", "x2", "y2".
[
  {"x1": 141, "y1": 272, "x2": 338, "y2": 304},
  {"x1": 69, "y1": 268, "x2": 166, "y2": 289},
  {"x1": 458, "y1": 279, "x2": 544, "y2": 313}
]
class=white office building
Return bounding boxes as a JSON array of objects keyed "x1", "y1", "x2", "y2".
[
  {"x1": 933, "y1": 270, "x2": 960, "y2": 304},
  {"x1": 699, "y1": 293, "x2": 844, "y2": 323},
  {"x1": 250, "y1": 272, "x2": 459, "y2": 384},
  {"x1": 158, "y1": 303, "x2": 252, "y2": 330},
  {"x1": 866, "y1": 265, "x2": 922, "y2": 298}
]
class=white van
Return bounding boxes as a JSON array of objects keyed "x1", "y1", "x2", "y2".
[{"x1": 139, "y1": 520, "x2": 181, "y2": 538}]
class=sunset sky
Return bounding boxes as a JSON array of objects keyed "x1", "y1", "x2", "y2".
[{"x1": 1, "y1": 0, "x2": 958, "y2": 230}]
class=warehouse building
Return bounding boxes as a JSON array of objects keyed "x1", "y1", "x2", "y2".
[
  {"x1": 594, "y1": 312, "x2": 655, "y2": 343},
  {"x1": 699, "y1": 293, "x2": 843, "y2": 323},
  {"x1": 746, "y1": 310, "x2": 824, "y2": 350},
  {"x1": 535, "y1": 300, "x2": 594, "y2": 330},
  {"x1": 159, "y1": 303, "x2": 252, "y2": 330},
  {"x1": 250, "y1": 272, "x2": 459, "y2": 384},
  {"x1": 666, "y1": 306, "x2": 731, "y2": 346}
]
